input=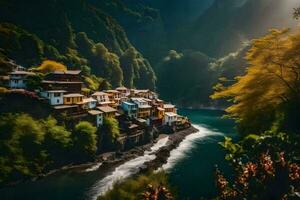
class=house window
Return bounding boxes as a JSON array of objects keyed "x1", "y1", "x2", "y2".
[
  {"x1": 66, "y1": 97, "x2": 70, "y2": 102},
  {"x1": 57, "y1": 99, "x2": 60, "y2": 103},
  {"x1": 54, "y1": 93, "x2": 61, "y2": 97}
]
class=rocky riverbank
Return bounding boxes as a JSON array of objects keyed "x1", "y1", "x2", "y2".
[
  {"x1": 141, "y1": 126, "x2": 199, "y2": 172},
  {"x1": 2, "y1": 126, "x2": 198, "y2": 189},
  {"x1": 92, "y1": 125, "x2": 199, "y2": 199},
  {"x1": 75, "y1": 126, "x2": 198, "y2": 173},
  {"x1": 93, "y1": 126, "x2": 199, "y2": 174}
]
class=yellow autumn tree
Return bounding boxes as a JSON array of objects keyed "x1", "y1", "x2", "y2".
[
  {"x1": 211, "y1": 29, "x2": 300, "y2": 135},
  {"x1": 36, "y1": 60, "x2": 67, "y2": 73}
]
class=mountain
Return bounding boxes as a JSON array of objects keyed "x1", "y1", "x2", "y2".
[
  {"x1": 117, "y1": 0, "x2": 215, "y2": 64},
  {"x1": 157, "y1": 50, "x2": 217, "y2": 107},
  {"x1": 151, "y1": 0, "x2": 299, "y2": 107},
  {"x1": 0, "y1": 0, "x2": 299, "y2": 106},
  {"x1": 162, "y1": 0, "x2": 299, "y2": 57},
  {"x1": 0, "y1": 0, "x2": 156, "y2": 89},
  {"x1": 117, "y1": 0, "x2": 299, "y2": 60}
]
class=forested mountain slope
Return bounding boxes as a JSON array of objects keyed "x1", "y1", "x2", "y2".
[
  {"x1": 0, "y1": 0, "x2": 156, "y2": 89},
  {"x1": 0, "y1": 0, "x2": 299, "y2": 106}
]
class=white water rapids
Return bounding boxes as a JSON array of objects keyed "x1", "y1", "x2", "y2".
[
  {"x1": 87, "y1": 136, "x2": 169, "y2": 200},
  {"x1": 85, "y1": 162, "x2": 103, "y2": 172},
  {"x1": 87, "y1": 124, "x2": 223, "y2": 200},
  {"x1": 161, "y1": 124, "x2": 223, "y2": 171}
]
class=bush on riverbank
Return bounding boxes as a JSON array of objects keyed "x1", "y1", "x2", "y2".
[
  {"x1": 0, "y1": 113, "x2": 97, "y2": 187},
  {"x1": 98, "y1": 171, "x2": 173, "y2": 200},
  {"x1": 73, "y1": 121, "x2": 97, "y2": 160},
  {"x1": 216, "y1": 132, "x2": 300, "y2": 199},
  {"x1": 100, "y1": 117, "x2": 120, "y2": 151}
]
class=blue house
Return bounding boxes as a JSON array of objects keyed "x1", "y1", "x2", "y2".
[{"x1": 121, "y1": 101, "x2": 138, "y2": 118}]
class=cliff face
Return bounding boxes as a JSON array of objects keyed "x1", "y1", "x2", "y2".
[{"x1": 0, "y1": 0, "x2": 132, "y2": 57}]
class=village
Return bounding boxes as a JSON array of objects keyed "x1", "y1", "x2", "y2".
[{"x1": 4, "y1": 67, "x2": 191, "y2": 151}]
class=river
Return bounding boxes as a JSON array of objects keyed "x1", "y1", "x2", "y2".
[
  {"x1": 164, "y1": 109, "x2": 236, "y2": 199},
  {"x1": 0, "y1": 109, "x2": 236, "y2": 200}
]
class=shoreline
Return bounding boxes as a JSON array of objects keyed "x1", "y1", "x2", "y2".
[
  {"x1": 88, "y1": 126, "x2": 199, "y2": 175},
  {"x1": 93, "y1": 125, "x2": 199, "y2": 198},
  {"x1": 1, "y1": 126, "x2": 199, "y2": 189},
  {"x1": 142, "y1": 126, "x2": 199, "y2": 172}
]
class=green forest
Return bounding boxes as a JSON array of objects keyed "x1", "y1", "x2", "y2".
[
  {"x1": 0, "y1": 0, "x2": 300, "y2": 199},
  {"x1": 0, "y1": 112, "x2": 121, "y2": 185},
  {"x1": 0, "y1": 0, "x2": 156, "y2": 90}
]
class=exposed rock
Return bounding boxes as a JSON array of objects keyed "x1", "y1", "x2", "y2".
[{"x1": 142, "y1": 126, "x2": 199, "y2": 172}]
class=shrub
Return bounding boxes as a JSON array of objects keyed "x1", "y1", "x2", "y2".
[
  {"x1": 36, "y1": 60, "x2": 67, "y2": 73},
  {"x1": 73, "y1": 121, "x2": 97, "y2": 159},
  {"x1": 98, "y1": 171, "x2": 172, "y2": 200}
]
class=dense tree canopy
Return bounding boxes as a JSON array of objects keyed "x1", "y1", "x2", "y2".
[
  {"x1": 216, "y1": 123, "x2": 300, "y2": 199},
  {"x1": 120, "y1": 47, "x2": 156, "y2": 90},
  {"x1": 0, "y1": 114, "x2": 46, "y2": 184},
  {"x1": 26, "y1": 73, "x2": 44, "y2": 91},
  {"x1": 157, "y1": 50, "x2": 217, "y2": 107},
  {"x1": 0, "y1": 23, "x2": 43, "y2": 67},
  {"x1": 212, "y1": 29, "x2": 300, "y2": 135},
  {"x1": 103, "y1": 117, "x2": 120, "y2": 142},
  {"x1": 101, "y1": 117, "x2": 120, "y2": 150},
  {"x1": 75, "y1": 32, "x2": 156, "y2": 89},
  {"x1": 43, "y1": 117, "x2": 72, "y2": 166},
  {"x1": 73, "y1": 121, "x2": 97, "y2": 159},
  {"x1": 0, "y1": 0, "x2": 157, "y2": 90},
  {"x1": 35, "y1": 60, "x2": 67, "y2": 73},
  {"x1": 0, "y1": 114, "x2": 99, "y2": 186},
  {"x1": 91, "y1": 43, "x2": 123, "y2": 87},
  {"x1": 210, "y1": 14, "x2": 300, "y2": 199},
  {"x1": 76, "y1": 32, "x2": 94, "y2": 59}
]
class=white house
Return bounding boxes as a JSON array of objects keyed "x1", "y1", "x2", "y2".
[
  {"x1": 105, "y1": 90, "x2": 122, "y2": 105},
  {"x1": 88, "y1": 110, "x2": 103, "y2": 127},
  {"x1": 116, "y1": 86, "x2": 130, "y2": 97},
  {"x1": 131, "y1": 98, "x2": 152, "y2": 119},
  {"x1": 164, "y1": 104, "x2": 177, "y2": 113},
  {"x1": 9, "y1": 71, "x2": 35, "y2": 89},
  {"x1": 92, "y1": 92, "x2": 110, "y2": 102},
  {"x1": 131, "y1": 98, "x2": 150, "y2": 107},
  {"x1": 131, "y1": 89, "x2": 158, "y2": 99},
  {"x1": 40, "y1": 90, "x2": 66, "y2": 105},
  {"x1": 79, "y1": 97, "x2": 97, "y2": 109},
  {"x1": 163, "y1": 112, "x2": 178, "y2": 126}
]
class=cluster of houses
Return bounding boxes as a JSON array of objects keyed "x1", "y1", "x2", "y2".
[{"x1": 6, "y1": 69, "x2": 189, "y2": 132}]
